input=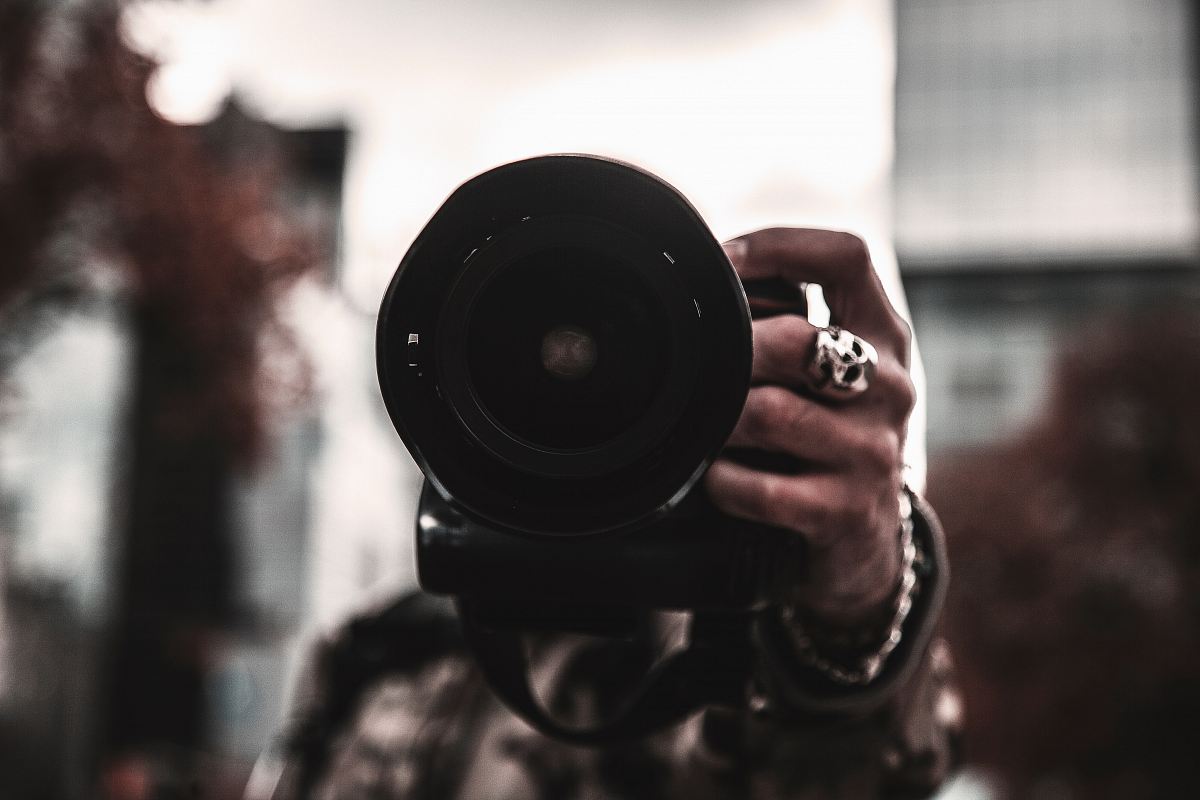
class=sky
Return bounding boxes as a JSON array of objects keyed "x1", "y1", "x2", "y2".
[{"x1": 123, "y1": 0, "x2": 903, "y2": 310}]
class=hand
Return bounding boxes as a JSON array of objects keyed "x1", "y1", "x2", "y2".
[{"x1": 704, "y1": 228, "x2": 916, "y2": 628}]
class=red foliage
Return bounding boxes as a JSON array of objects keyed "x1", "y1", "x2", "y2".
[
  {"x1": 0, "y1": 0, "x2": 315, "y2": 460},
  {"x1": 930, "y1": 309, "x2": 1200, "y2": 798}
]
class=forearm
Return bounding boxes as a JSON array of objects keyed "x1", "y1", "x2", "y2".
[{"x1": 678, "y1": 494, "x2": 958, "y2": 798}]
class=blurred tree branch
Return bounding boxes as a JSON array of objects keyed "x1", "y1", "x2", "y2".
[
  {"x1": 1, "y1": 0, "x2": 318, "y2": 792},
  {"x1": 931, "y1": 309, "x2": 1200, "y2": 798}
]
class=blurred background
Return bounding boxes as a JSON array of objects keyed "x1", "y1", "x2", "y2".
[{"x1": 1, "y1": 0, "x2": 1198, "y2": 798}]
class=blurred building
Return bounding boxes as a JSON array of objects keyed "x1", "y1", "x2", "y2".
[
  {"x1": 895, "y1": 0, "x2": 1200, "y2": 452},
  {"x1": 897, "y1": 3, "x2": 1200, "y2": 797},
  {"x1": 199, "y1": 100, "x2": 350, "y2": 762},
  {"x1": 0, "y1": 98, "x2": 348, "y2": 795}
]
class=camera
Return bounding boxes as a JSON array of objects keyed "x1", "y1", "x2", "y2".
[{"x1": 377, "y1": 155, "x2": 794, "y2": 742}]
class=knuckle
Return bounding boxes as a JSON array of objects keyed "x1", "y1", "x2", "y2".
[
  {"x1": 855, "y1": 435, "x2": 887, "y2": 477},
  {"x1": 755, "y1": 386, "x2": 793, "y2": 429},
  {"x1": 833, "y1": 231, "x2": 871, "y2": 271},
  {"x1": 863, "y1": 430, "x2": 902, "y2": 477},
  {"x1": 872, "y1": 362, "x2": 916, "y2": 422},
  {"x1": 892, "y1": 371, "x2": 917, "y2": 419},
  {"x1": 761, "y1": 476, "x2": 799, "y2": 528},
  {"x1": 871, "y1": 313, "x2": 910, "y2": 362},
  {"x1": 892, "y1": 316, "x2": 913, "y2": 357}
]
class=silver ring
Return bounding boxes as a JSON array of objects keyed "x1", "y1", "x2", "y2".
[{"x1": 808, "y1": 325, "x2": 878, "y2": 398}]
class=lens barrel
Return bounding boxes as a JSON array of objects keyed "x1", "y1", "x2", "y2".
[{"x1": 377, "y1": 155, "x2": 751, "y2": 536}]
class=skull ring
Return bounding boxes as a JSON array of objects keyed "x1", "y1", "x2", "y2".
[{"x1": 808, "y1": 325, "x2": 878, "y2": 398}]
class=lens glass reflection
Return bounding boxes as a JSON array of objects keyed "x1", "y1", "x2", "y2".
[{"x1": 467, "y1": 247, "x2": 668, "y2": 450}]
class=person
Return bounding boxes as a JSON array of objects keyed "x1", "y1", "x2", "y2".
[{"x1": 252, "y1": 228, "x2": 960, "y2": 799}]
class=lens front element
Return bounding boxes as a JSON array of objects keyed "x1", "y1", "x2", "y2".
[
  {"x1": 540, "y1": 325, "x2": 597, "y2": 381},
  {"x1": 467, "y1": 246, "x2": 669, "y2": 452},
  {"x1": 377, "y1": 156, "x2": 752, "y2": 535}
]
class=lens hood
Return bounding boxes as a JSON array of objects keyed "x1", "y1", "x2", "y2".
[{"x1": 377, "y1": 155, "x2": 751, "y2": 537}]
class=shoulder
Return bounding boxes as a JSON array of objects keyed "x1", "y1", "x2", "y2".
[{"x1": 272, "y1": 592, "x2": 485, "y2": 799}]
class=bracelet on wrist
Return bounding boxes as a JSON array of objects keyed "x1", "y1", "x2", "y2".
[{"x1": 782, "y1": 488, "x2": 921, "y2": 686}]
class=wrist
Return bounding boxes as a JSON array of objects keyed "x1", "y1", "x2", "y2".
[
  {"x1": 754, "y1": 488, "x2": 949, "y2": 714},
  {"x1": 790, "y1": 498, "x2": 905, "y2": 629},
  {"x1": 782, "y1": 488, "x2": 919, "y2": 686}
]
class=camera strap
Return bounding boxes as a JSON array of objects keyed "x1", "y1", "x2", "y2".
[{"x1": 458, "y1": 599, "x2": 758, "y2": 746}]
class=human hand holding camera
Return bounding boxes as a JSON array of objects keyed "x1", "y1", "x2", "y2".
[
  {"x1": 707, "y1": 228, "x2": 916, "y2": 631},
  {"x1": 262, "y1": 159, "x2": 954, "y2": 800},
  {"x1": 376, "y1": 157, "x2": 943, "y2": 739}
]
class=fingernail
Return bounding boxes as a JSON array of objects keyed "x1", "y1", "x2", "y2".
[{"x1": 722, "y1": 239, "x2": 747, "y2": 263}]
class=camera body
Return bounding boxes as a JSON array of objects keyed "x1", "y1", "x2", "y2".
[
  {"x1": 377, "y1": 156, "x2": 779, "y2": 608},
  {"x1": 377, "y1": 155, "x2": 790, "y2": 741}
]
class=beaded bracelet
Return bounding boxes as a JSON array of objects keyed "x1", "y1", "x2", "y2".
[{"x1": 782, "y1": 489, "x2": 920, "y2": 686}]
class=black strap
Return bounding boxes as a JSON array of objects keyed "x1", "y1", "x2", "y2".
[{"x1": 458, "y1": 600, "x2": 756, "y2": 746}]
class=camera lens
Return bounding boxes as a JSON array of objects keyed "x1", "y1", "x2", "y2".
[
  {"x1": 466, "y1": 247, "x2": 669, "y2": 451},
  {"x1": 540, "y1": 325, "x2": 596, "y2": 381},
  {"x1": 377, "y1": 155, "x2": 752, "y2": 534}
]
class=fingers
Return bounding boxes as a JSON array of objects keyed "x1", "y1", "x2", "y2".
[
  {"x1": 724, "y1": 229, "x2": 910, "y2": 354},
  {"x1": 750, "y1": 314, "x2": 917, "y2": 419},
  {"x1": 710, "y1": 228, "x2": 915, "y2": 620},
  {"x1": 706, "y1": 457, "x2": 903, "y2": 619},
  {"x1": 704, "y1": 459, "x2": 896, "y2": 549},
  {"x1": 749, "y1": 314, "x2": 820, "y2": 385},
  {"x1": 727, "y1": 386, "x2": 904, "y2": 472}
]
